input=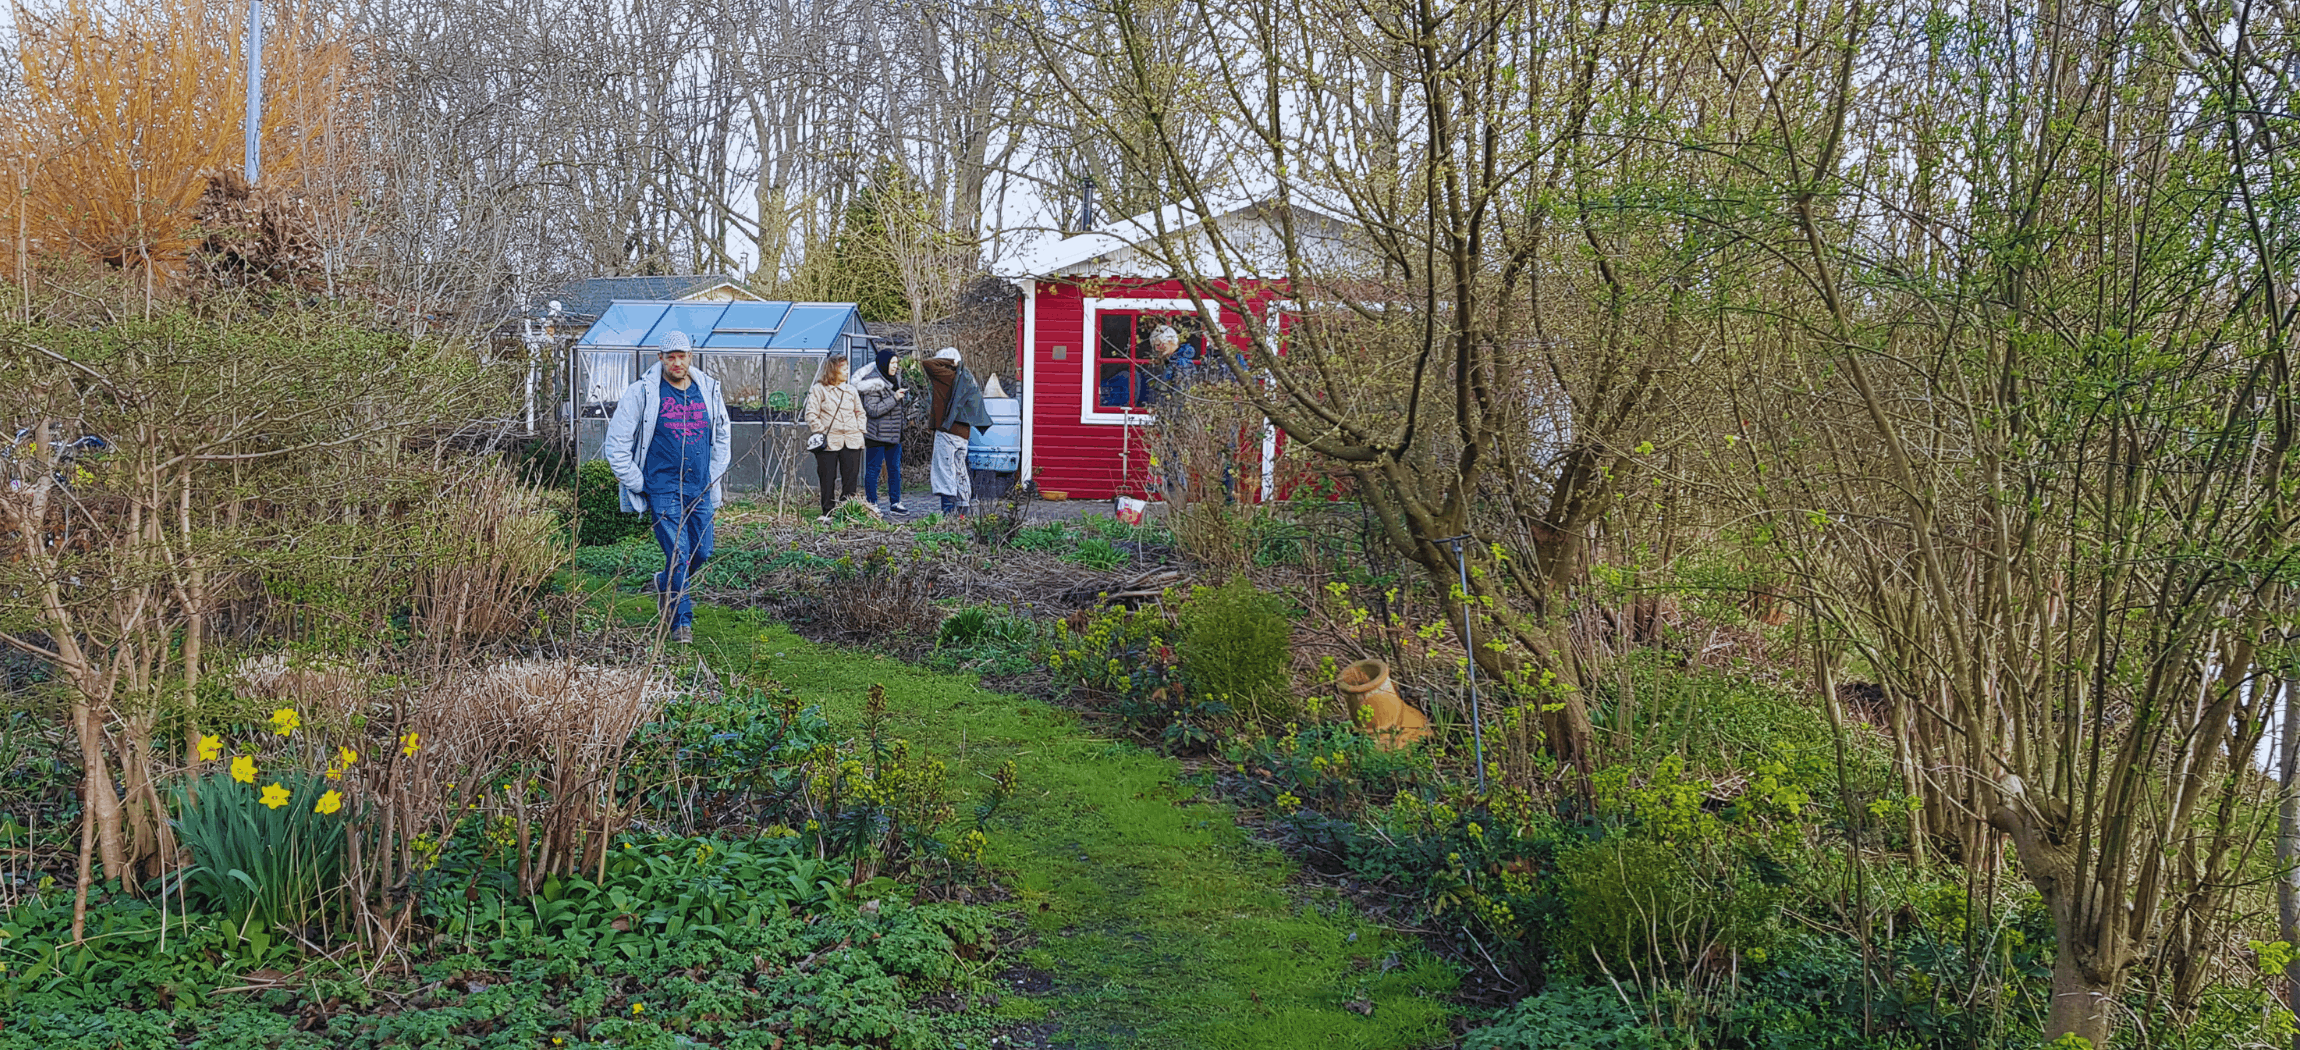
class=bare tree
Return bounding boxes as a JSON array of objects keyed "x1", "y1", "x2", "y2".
[
  {"x1": 1008, "y1": 0, "x2": 1734, "y2": 773},
  {"x1": 1693, "y1": 0, "x2": 2300, "y2": 1041}
]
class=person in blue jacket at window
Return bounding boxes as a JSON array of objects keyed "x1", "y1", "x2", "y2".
[
  {"x1": 1098, "y1": 367, "x2": 1135, "y2": 408},
  {"x1": 600, "y1": 330, "x2": 730, "y2": 644}
]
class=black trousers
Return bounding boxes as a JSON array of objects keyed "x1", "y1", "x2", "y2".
[{"x1": 814, "y1": 447, "x2": 862, "y2": 514}]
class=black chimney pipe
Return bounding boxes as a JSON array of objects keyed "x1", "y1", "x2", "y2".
[{"x1": 1078, "y1": 176, "x2": 1096, "y2": 233}]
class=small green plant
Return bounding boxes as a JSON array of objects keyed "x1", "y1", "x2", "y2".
[
  {"x1": 933, "y1": 606, "x2": 1041, "y2": 674},
  {"x1": 1009, "y1": 522, "x2": 1072, "y2": 551},
  {"x1": 1065, "y1": 535, "x2": 1129, "y2": 571},
  {"x1": 1177, "y1": 575, "x2": 1294, "y2": 722},
  {"x1": 574, "y1": 460, "x2": 650, "y2": 547},
  {"x1": 914, "y1": 528, "x2": 970, "y2": 554}
]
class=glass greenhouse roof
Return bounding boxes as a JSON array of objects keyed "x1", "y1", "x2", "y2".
[{"x1": 577, "y1": 300, "x2": 867, "y2": 353}]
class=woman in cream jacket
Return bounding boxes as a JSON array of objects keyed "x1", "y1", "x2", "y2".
[{"x1": 804, "y1": 354, "x2": 866, "y2": 520}]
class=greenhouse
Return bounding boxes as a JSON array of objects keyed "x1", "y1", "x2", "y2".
[{"x1": 571, "y1": 299, "x2": 872, "y2": 493}]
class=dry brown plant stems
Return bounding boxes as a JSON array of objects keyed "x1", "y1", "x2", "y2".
[{"x1": 0, "y1": 0, "x2": 364, "y2": 289}]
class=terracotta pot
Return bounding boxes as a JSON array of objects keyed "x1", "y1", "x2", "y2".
[{"x1": 1336, "y1": 658, "x2": 1430, "y2": 749}]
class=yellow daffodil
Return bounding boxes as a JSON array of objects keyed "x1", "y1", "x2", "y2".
[
  {"x1": 314, "y1": 790, "x2": 343, "y2": 815},
  {"x1": 630, "y1": 1002, "x2": 645, "y2": 1015},
  {"x1": 196, "y1": 735, "x2": 222, "y2": 761},
  {"x1": 399, "y1": 732, "x2": 420, "y2": 757},
  {"x1": 260, "y1": 783, "x2": 290, "y2": 809},
  {"x1": 269, "y1": 708, "x2": 300, "y2": 736},
  {"x1": 338, "y1": 746, "x2": 359, "y2": 766},
  {"x1": 324, "y1": 766, "x2": 344, "y2": 780},
  {"x1": 230, "y1": 755, "x2": 257, "y2": 783}
]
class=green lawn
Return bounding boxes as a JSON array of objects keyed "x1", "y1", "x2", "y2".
[{"x1": 676, "y1": 599, "x2": 1459, "y2": 1050}]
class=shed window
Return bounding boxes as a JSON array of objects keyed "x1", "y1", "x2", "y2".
[{"x1": 1095, "y1": 311, "x2": 1208, "y2": 411}]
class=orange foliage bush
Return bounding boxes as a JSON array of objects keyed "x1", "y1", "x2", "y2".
[{"x1": 0, "y1": 0, "x2": 364, "y2": 286}]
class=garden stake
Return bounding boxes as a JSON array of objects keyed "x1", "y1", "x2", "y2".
[{"x1": 1441, "y1": 536, "x2": 1486, "y2": 791}]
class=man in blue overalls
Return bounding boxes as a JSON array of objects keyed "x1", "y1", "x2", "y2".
[{"x1": 601, "y1": 330, "x2": 731, "y2": 643}]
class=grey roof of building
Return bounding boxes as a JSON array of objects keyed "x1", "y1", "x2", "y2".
[{"x1": 541, "y1": 275, "x2": 743, "y2": 319}]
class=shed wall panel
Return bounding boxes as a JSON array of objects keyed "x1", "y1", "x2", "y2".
[{"x1": 1022, "y1": 278, "x2": 1284, "y2": 501}]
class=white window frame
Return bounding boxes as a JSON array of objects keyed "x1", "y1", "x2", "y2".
[{"x1": 1077, "y1": 297, "x2": 1211, "y2": 426}]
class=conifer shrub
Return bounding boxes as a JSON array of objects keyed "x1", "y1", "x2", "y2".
[
  {"x1": 1178, "y1": 575, "x2": 1294, "y2": 723},
  {"x1": 575, "y1": 459, "x2": 650, "y2": 547}
]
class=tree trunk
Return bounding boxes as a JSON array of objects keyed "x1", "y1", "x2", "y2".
[
  {"x1": 2282, "y1": 673, "x2": 2300, "y2": 1049},
  {"x1": 2047, "y1": 950, "x2": 2116, "y2": 1047},
  {"x1": 1995, "y1": 792, "x2": 2127, "y2": 1047},
  {"x1": 70, "y1": 699, "x2": 129, "y2": 881}
]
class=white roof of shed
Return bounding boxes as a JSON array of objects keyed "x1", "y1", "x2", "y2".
[{"x1": 995, "y1": 197, "x2": 1358, "y2": 281}]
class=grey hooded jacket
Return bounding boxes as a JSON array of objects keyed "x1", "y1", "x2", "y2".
[
  {"x1": 856, "y1": 376, "x2": 914, "y2": 445},
  {"x1": 599, "y1": 363, "x2": 732, "y2": 513}
]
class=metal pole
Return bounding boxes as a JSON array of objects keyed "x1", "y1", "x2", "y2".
[
  {"x1": 1442, "y1": 535, "x2": 1487, "y2": 791},
  {"x1": 243, "y1": 0, "x2": 264, "y2": 186},
  {"x1": 522, "y1": 318, "x2": 539, "y2": 436}
]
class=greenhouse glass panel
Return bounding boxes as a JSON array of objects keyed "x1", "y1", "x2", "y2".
[
  {"x1": 644, "y1": 302, "x2": 726, "y2": 348},
  {"x1": 703, "y1": 302, "x2": 793, "y2": 348},
  {"x1": 698, "y1": 352, "x2": 767, "y2": 420},
  {"x1": 578, "y1": 351, "x2": 640, "y2": 415},
  {"x1": 757, "y1": 355, "x2": 816, "y2": 423},
  {"x1": 586, "y1": 302, "x2": 669, "y2": 347},
  {"x1": 768, "y1": 305, "x2": 853, "y2": 350}
]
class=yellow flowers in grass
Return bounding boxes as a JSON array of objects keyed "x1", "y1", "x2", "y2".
[
  {"x1": 269, "y1": 708, "x2": 301, "y2": 736},
  {"x1": 196, "y1": 734, "x2": 222, "y2": 761},
  {"x1": 230, "y1": 755, "x2": 257, "y2": 783},
  {"x1": 338, "y1": 746, "x2": 359, "y2": 766},
  {"x1": 314, "y1": 790, "x2": 343, "y2": 815},
  {"x1": 260, "y1": 783, "x2": 291, "y2": 809},
  {"x1": 630, "y1": 1002, "x2": 646, "y2": 1015},
  {"x1": 399, "y1": 732, "x2": 421, "y2": 757}
]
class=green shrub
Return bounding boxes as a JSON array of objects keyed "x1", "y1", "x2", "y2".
[
  {"x1": 1553, "y1": 833, "x2": 1788, "y2": 977},
  {"x1": 1228, "y1": 721, "x2": 1436, "y2": 815},
  {"x1": 1178, "y1": 575, "x2": 1294, "y2": 722},
  {"x1": 575, "y1": 460, "x2": 650, "y2": 547},
  {"x1": 1046, "y1": 604, "x2": 1231, "y2": 747}
]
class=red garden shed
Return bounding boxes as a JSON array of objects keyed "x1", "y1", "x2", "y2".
[{"x1": 1003, "y1": 200, "x2": 1345, "y2": 502}]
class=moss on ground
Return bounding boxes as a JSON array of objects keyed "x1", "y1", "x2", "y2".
[{"x1": 673, "y1": 600, "x2": 1459, "y2": 1050}]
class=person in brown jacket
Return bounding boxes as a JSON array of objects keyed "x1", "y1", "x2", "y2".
[{"x1": 921, "y1": 348, "x2": 971, "y2": 514}]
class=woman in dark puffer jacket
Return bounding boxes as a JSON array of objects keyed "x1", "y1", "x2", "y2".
[{"x1": 856, "y1": 348, "x2": 914, "y2": 513}]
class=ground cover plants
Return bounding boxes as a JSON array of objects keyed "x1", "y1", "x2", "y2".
[
  {"x1": 0, "y1": 659, "x2": 1017, "y2": 1050},
  {"x1": 649, "y1": 487, "x2": 2298, "y2": 1049}
]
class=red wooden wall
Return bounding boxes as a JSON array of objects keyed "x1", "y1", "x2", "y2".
[{"x1": 1025, "y1": 279, "x2": 1285, "y2": 501}]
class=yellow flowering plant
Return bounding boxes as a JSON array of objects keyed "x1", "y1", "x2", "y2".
[{"x1": 169, "y1": 769, "x2": 347, "y2": 940}]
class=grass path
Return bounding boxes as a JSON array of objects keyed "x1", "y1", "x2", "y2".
[{"x1": 678, "y1": 601, "x2": 1458, "y2": 1050}]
